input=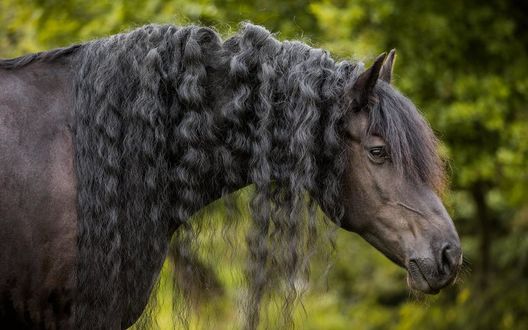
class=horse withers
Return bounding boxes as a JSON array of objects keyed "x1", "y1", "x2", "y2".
[{"x1": 0, "y1": 24, "x2": 461, "y2": 329}]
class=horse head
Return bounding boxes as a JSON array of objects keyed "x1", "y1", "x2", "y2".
[{"x1": 338, "y1": 50, "x2": 462, "y2": 294}]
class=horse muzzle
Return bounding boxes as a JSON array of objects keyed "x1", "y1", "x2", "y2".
[{"x1": 406, "y1": 243, "x2": 462, "y2": 294}]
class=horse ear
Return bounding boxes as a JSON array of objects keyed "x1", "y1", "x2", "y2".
[
  {"x1": 351, "y1": 52, "x2": 386, "y2": 110},
  {"x1": 380, "y1": 49, "x2": 396, "y2": 83}
]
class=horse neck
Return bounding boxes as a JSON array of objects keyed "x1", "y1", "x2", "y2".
[{"x1": 170, "y1": 141, "x2": 251, "y2": 230}]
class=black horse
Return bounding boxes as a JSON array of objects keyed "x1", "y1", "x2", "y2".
[{"x1": 0, "y1": 24, "x2": 462, "y2": 329}]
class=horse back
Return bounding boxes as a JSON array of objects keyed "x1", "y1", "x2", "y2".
[{"x1": 0, "y1": 58, "x2": 77, "y2": 329}]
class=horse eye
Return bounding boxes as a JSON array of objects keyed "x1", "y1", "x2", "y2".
[{"x1": 367, "y1": 146, "x2": 389, "y2": 163}]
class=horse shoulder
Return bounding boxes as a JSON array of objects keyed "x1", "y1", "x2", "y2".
[{"x1": 0, "y1": 60, "x2": 77, "y2": 328}]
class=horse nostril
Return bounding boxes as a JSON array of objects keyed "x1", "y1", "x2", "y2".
[{"x1": 440, "y1": 244, "x2": 460, "y2": 274}]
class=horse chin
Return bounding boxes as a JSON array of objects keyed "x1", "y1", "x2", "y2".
[{"x1": 406, "y1": 262, "x2": 440, "y2": 295}]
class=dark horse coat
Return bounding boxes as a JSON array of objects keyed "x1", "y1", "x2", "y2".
[{"x1": 0, "y1": 49, "x2": 78, "y2": 329}]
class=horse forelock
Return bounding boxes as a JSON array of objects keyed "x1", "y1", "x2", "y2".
[{"x1": 368, "y1": 82, "x2": 446, "y2": 193}]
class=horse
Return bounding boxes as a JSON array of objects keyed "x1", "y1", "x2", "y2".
[{"x1": 0, "y1": 23, "x2": 462, "y2": 329}]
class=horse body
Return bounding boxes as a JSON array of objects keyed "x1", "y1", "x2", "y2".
[
  {"x1": 0, "y1": 38, "x2": 239, "y2": 328},
  {"x1": 0, "y1": 54, "x2": 169, "y2": 329},
  {"x1": 0, "y1": 59, "x2": 77, "y2": 326},
  {"x1": 0, "y1": 24, "x2": 462, "y2": 329}
]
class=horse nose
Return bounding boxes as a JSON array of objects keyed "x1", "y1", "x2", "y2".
[{"x1": 440, "y1": 243, "x2": 462, "y2": 275}]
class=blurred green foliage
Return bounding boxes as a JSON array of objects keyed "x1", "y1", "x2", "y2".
[{"x1": 2, "y1": 0, "x2": 527, "y2": 329}]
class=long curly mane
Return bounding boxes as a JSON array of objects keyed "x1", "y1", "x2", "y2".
[{"x1": 72, "y1": 23, "x2": 364, "y2": 329}]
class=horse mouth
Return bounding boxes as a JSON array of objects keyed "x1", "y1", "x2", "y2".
[{"x1": 406, "y1": 260, "x2": 440, "y2": 294}]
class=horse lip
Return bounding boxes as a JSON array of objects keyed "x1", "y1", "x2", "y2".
[{"x1": 407, "y1": 260, "x2": 440, "y2": 294}]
